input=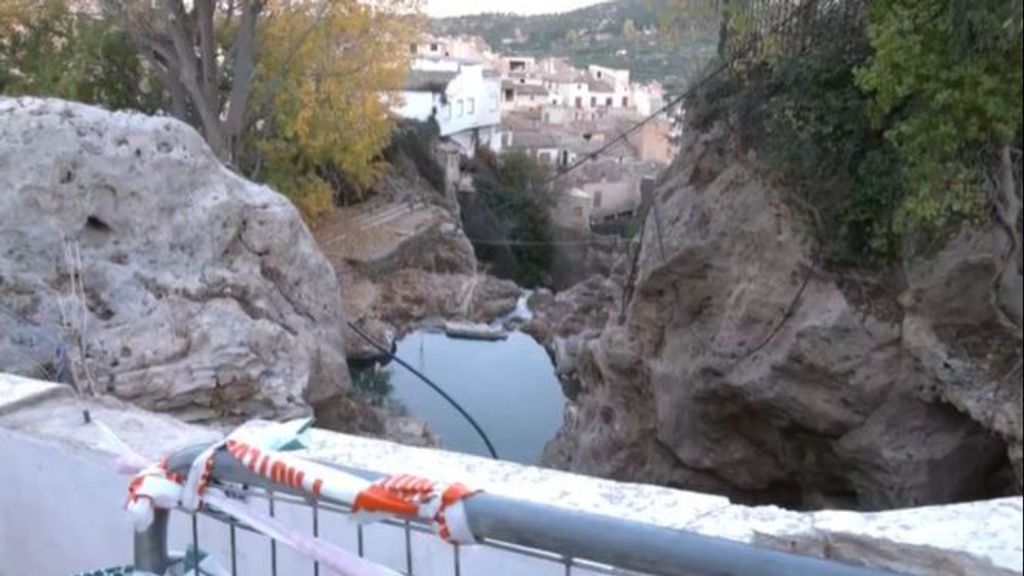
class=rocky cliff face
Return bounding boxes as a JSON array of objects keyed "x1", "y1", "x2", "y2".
[
  {"x1": 543, "y1": 125, "x2": 1023, "y2": 509},
  {"x1": 0, "y1": 97, "x2": 349, "y2": 423}
]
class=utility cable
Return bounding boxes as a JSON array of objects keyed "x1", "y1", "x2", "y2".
[
  {"x1": 543, "y1": 0, "x2": 825, "y2": 186},
  {"x1": 346, "y1": 321, "x2": 500, "y2": 460}
]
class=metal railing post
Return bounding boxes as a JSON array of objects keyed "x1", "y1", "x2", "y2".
[{"x1": 134, "y1": 508, "x2": 170, "y2": 574}]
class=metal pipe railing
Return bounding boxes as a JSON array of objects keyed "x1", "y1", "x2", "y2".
[
  {"x1": 135, "y1": 508, "x2": 170, "y2": 574},
  {"x1": 145, "y1": 442, "x2": 908, "y2": 576}
]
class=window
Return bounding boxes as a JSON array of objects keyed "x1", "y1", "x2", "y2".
[
  {"x1": 596, "y1": 70, "x2": 602, "y2": 78},
  {"x1": 456, "y1": 99, "x2": 464, "y2": 117},
  {"x1": 467, "y1": 98, "x2": 475, "y2": 114},
  {"x1": 504, "y1": 89, "x2": 514, "y2": 102},
  {"x1": 409, "y1": 43, "x2": 418, "y2": 54},
  {"x1": 574, "y1": 97, "x2": 582, "y2": 109},
  {"x1": 590, "y1": 96, "x2": 596, "y2": 108},
  {"x1": 622, "y1": 96, "x2": 629, "y2": 107},
  {"x1": 593, "y1": 190, "x2": 603, "y2": 208},
  {"x1": 430, "y1": 43, "x2": 439, "y2": 52},
  {"x1": 606, "y1": 97, "x2": 613, "y2": 107}
]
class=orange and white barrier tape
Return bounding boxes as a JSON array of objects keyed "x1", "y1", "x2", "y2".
[
  {"x1": 108, "y1": 421, "x2": 402, "y2": 576},
  {"x1": 352, "y1": 474, "x2": 479, "y2": 543},
  {"x1": 223, "y1": 439, "x2": 481, "y2": 544}
]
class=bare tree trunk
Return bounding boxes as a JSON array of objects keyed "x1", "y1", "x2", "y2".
[
  {"x1": 999, "y1": 145, "x2": 1022, "y2": 270},
  {"x1": 195, "y1": 0, "x2": 219, "y2": 108},
  {"x1": 224, "y1": 0, "x2": 261, "y2": 165},
  {"x1": 718, "y1": 0, "x2": 731, "y2": 59},
  {"x1": 160, "y1": 0, "x2": 229, "y2": 160},
  {"x1": 121, "y1": 0, "x2": 264, "y2": 164},
  {"x1": 992, "y1": 144, "x2": 1024, "y2": 333}
]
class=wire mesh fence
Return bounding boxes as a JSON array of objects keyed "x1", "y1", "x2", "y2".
[{"x1": 711, "y1": 0, "x2": 868, "y2": 62}]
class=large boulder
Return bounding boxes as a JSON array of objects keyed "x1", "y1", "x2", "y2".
[
  {"x1": 544, "y1": 125, "x2": 1023, "y2": 508},
  {"x1": 0, "y1": 97, "x2": 349, "y2": 423}
]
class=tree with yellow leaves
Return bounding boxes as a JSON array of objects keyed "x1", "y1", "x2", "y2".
[{"x1": 250, "y1": 0, "x2": 422, "y2": 221}]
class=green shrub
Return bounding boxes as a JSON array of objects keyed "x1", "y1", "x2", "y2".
[
  {"x1": 857, "y1": 0, "x2": 1022, "y2": 239},
  {"x1": 1, "y1": 2, "x2": 161, "y2": 113},
  {"x1": 384, "y1": 120, "x2": 447, "y2": 193},
  {"x1": 470, "y1": 150, "x2": 556, "y2": 287},
  {"x1": 687, "y1": 0, "x2": 1022, "y2": 267}
]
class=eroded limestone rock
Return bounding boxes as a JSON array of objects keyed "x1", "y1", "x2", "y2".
[{"x1": 0, "y1": 97, "x2": 349, "y2": 423}]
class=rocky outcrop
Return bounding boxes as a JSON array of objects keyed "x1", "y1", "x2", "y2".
[
  {"x1": 0, "y1": 97, "x2": 349, "y2": 424},
  {"x1": 314, "y1": 190, "x2": 519, "y2": 362},
  {"x1": 543, "y1": 125, "x2": 1023, "y2": 509},
  {"x1": 524, "y1": 273, "x2": 625, "y2": 399}
]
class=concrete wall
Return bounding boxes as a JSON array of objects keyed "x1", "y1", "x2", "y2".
[
  {"x1": 552, "y1": 189, "x2": 593, "y2": 232},
  {"x1": 584, "y1": 178, "x2": 640, "y2": 220},
  {"x1": 2, "y1": 374, "x2": 1021, "y2": 576},
  {"x1": 393, "y1": 59, "x2": 501, "y2": 143}
]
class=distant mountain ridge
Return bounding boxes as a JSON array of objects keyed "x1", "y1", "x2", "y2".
[{"x1": 430, "y1": 0, "x2": 716, "y2": 95}]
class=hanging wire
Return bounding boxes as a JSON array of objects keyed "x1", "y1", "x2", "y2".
[
  {"x1": 346, "y1": 321, "x2": 500, "y2": 459},
  {"x1": 538, "y1": 0, "x2": 829, "y2": 187}
]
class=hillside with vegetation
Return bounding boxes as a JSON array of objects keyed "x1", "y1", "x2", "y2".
[{"x1": 431, "y1": 0, "x2": 716, "y2": 94}]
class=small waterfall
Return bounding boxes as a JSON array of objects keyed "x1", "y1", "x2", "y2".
[{"x1": 494, "y1": 290, "x2": 533, "y2": 328}]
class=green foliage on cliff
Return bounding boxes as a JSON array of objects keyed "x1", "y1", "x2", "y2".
[
  {"x1": 689, "y1": 0, "x2": 1022, "y2": 266},
  {"x1": 383, "y1": 120, "x2": 447, "y2": 194},
  {"x1": 757, "y1": 34, "x2": 907, "y2": 265},
  {"x1": 856, "y1": 0, "x2": 1023, "y2": 235}
]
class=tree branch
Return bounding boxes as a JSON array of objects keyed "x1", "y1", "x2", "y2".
[{"x1": 224, "y1": 0, "x2": 263, "y2": 164}]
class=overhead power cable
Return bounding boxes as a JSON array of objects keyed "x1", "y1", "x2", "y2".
[
  {"x1": 346, "y1": 320, "x2": 500, "y2": 460},
  {"x1": 543, "y1": 0, "x2": 824, "y2": 186}
]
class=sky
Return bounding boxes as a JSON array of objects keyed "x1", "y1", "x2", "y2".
[{"x1": 425, "y1": 0, "x2": 607, "y2": 18}]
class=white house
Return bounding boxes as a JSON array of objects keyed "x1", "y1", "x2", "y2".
[{"x1": 392, "y1": 57, "x2": 502, "y2": 157}]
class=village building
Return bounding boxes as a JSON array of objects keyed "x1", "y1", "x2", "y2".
[
  {"x1": 392, "y1": 56, "x2": 503, "y2": 157},
  {"x1": 551, "y1": 187, "x2": 593, "y2": 232},
  {"x1": 396, "y1": 34, "x2": 679, "y2": 232}
]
